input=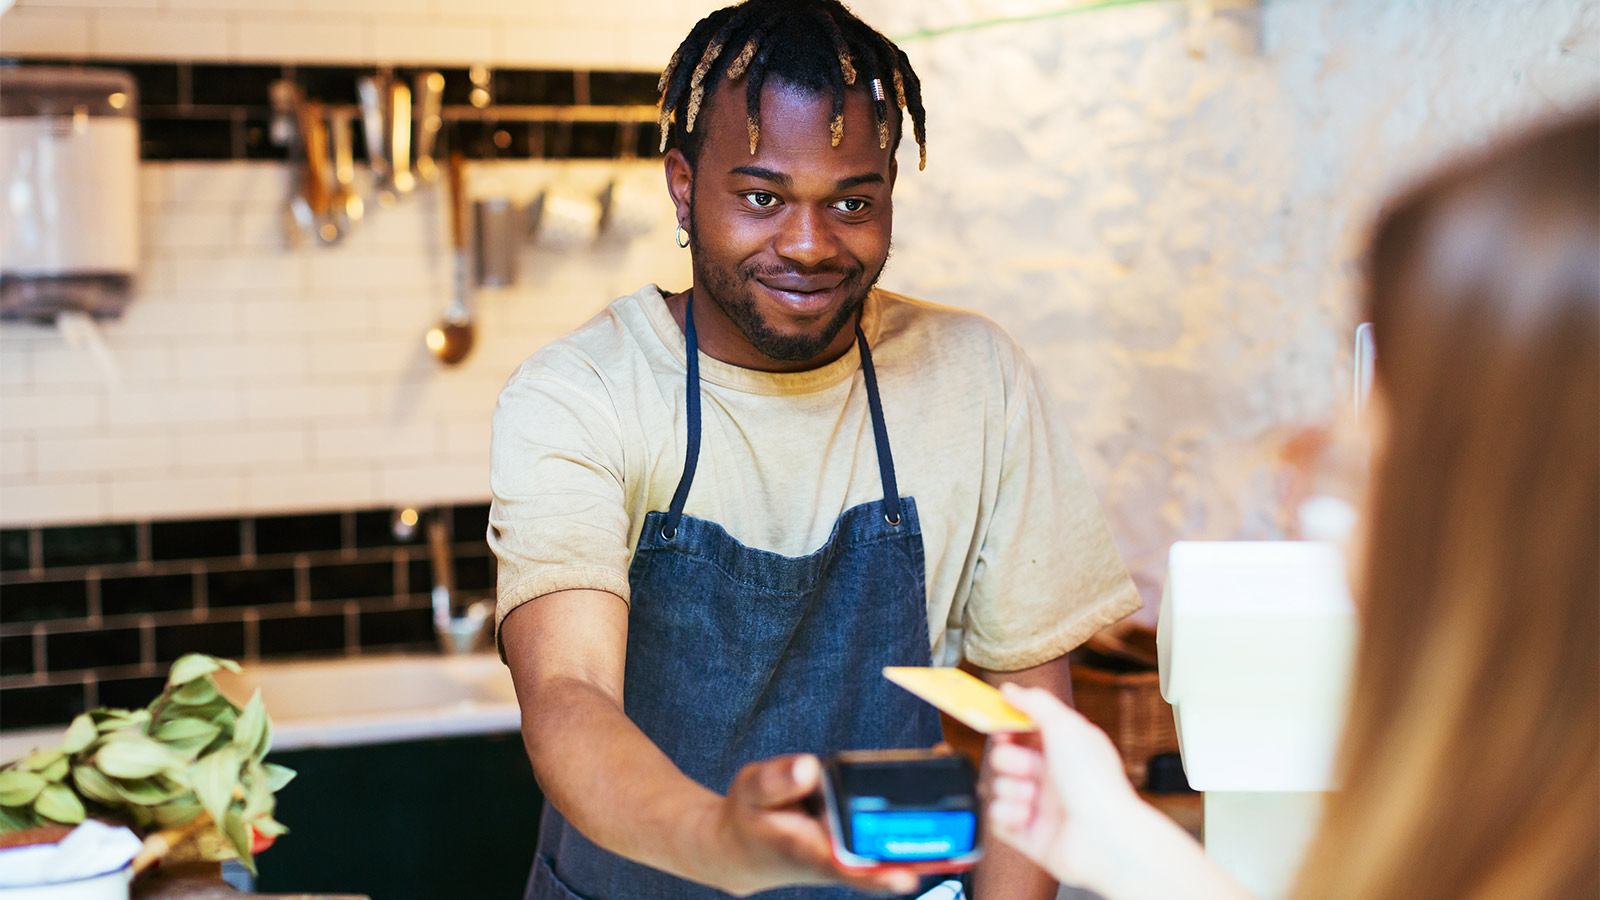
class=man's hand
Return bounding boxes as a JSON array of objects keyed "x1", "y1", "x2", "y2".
[{"x1": 712, "y1": 753, "x2": 922, "y2": 897}]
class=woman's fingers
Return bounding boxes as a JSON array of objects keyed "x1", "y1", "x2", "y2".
[
  {"x1": 988, "y1": 773, "x2": 1039, "y2": 804},
  {"x1": 985, "y1": 740, "x2": 1045, "y2": 778}
]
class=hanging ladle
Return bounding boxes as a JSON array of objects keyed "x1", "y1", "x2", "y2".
[{"x1": 426, "y1": 151, "x2": 474, "y2": 365}]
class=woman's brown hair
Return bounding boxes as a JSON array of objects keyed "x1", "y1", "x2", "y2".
[{"x1": 1293, "y1": 113, "x2": 1599, "y2": 900}]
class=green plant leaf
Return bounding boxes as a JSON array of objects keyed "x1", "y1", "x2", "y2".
[
  {"x1": 20, "y1": 750, "x2": 64, "y2": 773},
  {"x1": 111, "y1": 775, "x2": 189, "y2": 807},
  {"x1": 152, "y1": 799, "x2": 204, "y2": 828},
  {"x1": 240, "y1": 763, "x2": 274, "y2": 820},
  {"x1": 33, "y1": 783, "x2": 85, "y2": 825},
  {"x1": 37, "y1": 756, "x2": 69, "y2": 783},
  {"x1": 167, "y1": 654, "x2": 223, "y2": 687},
  {"x1": 252, "y1": 815, "x2": 288, "y2": 838},
  {"x1": 0, "y1": 802, "x2": 38, "y2": 833},
  {"x1": 261, "y1": 762, "x2": 296, "y2": 793},
  {"x1": 61, "y1": 714, "x2": 97, "y2": 754},
  {"x1": 232, "y1": 691, "x2": 268, "y2": 758},
  {"x1": 190, "y1": 746, "x2": 242, "y2": 831},
  {"x1": 0, "y1": 769, "x2": 47, "y2": 806},
  {"x1": 94, "y1": 709, "x2": 150, "y2": 732},
  {"x1": 96, "y1": 737, "x2": 185, "y2": 780},
  {"x1": 155, "y1": 718, "x2": 224, "y2": 758},
  {"x1": 72, "y1": 765, "x2": 123, "y2": 805},
  {"x1": 222, "y1": 807, "x2": 255, "y2": 875},
  {"x1": 169, "y1": 678, "x2": 220, "y2": 707}
]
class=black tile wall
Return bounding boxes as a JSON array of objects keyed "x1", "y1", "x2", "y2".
[
  {"x1": 151, "y1": 518, "x2": 241, "y2": 561},
  {"x1": 0, "y1": 580, "x2": 89, "y2": 624},
  {"x1": 0, "y1": 635, "x2": 33, "y2": 677},
  {"x1": 358, "y1": 606, "x2": 435, "y2": 650},
  {"x1": 47, "y1": 628, "x2": 142, "y2": 672},
  {"x1": 589, "y1": 71, "x2": 659, "y2": 107},
  {"x1": 0, "y1": 531, "x2": 29, "y2": 572},
  {"x1": 207, "y1": 568, "x2": 297, "y2": 608},
  {"x1": 452, "y1": 503, "x2": 491, "y2": 545},
  {"x1": 97, "y1": 676, "x2": 168, "y2": 711},
  {"x1": 353, "y1": 511, "x2": 407, "y2": 549},
  {"x1": 308, "y1": 562, "x2": 393, "y2": 601},
  {"x1": 493, "y1": 69, "x2": 575, "y2": 106},
  {"x1": 2, "y1": 683, "x2": 87, "y2": 730},
  {"x1": 140, "y1": 116, "x2": 236, "y2": 161},
  {"x1": 255, "y1": 513, "x2": 343, "y2": 556},
  {"x1": 454, "y1": 555, "x2": 496, "y2": 594},
  {"x1": 100, "y1": 572, "x2": 194, "y2": 616},
  {"x1": 2, "y1": 59, "x2": 662, "y2": 162},
  {"x1": 190, "y1": 62, "x2": 281, "y2": 107},
  {"x1": 40, "y1": 524, "x2": 138, "y2": 569},
  {"x1": 155, "y1": 621, "x2": 245, "y2": 664},
  {"x1": 0, "y1": 502, "x2": 492, "y2": 731},
  {"x1": 259, "y1": 613, "x2": 345, "y2": 657}
]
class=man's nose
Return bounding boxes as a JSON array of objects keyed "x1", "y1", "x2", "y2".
[{"x1": 773, "y1": 207, "x2": 840, "y2": 269}]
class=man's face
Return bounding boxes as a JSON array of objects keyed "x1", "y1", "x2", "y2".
[{"x1": 669, "y1": 77, "x2": 897, "y2": 366}]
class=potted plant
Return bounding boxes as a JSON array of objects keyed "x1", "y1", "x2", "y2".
[{"x1": 0, "y1": 655, "x2": 292, "y2": 875}]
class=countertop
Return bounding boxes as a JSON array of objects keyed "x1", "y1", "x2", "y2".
[{"x1": 134, "y1": 864, "x2": 366, "y2": 900}]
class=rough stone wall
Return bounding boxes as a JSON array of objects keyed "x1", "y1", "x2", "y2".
[{"x1": 858, "y1": 0, "x2": 1600, "y2": 610}]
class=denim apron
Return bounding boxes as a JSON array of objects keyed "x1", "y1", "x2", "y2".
[{"x1": 526, "y1": 294, "x2": 946, "y2": 900}]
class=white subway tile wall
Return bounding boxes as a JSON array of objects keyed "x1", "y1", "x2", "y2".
[
  {"x1": 1, "y1": 0, "x2": 706, "y2": 67},
  {"x1": 0, "y1": 160, "x2": 690, "y2": 525}
]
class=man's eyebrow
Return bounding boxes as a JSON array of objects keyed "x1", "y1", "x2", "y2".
[
  {"x1": 729, "y1": 165, "x2": 792, "y2": 187},
  {"x1": 835, "y1": 173, "x2": 885, "y2": 190},
  {"x1": 726, "y1": 167, "x2": 886, "y2": 192}
]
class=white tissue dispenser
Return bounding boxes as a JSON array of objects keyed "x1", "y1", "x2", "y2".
[
  {"x1": 1157, "y1": 541, "x2": 1357, "y2": 900},
  {"x1": 0, "y1": 66, "x2": 140, "y2": 322}
]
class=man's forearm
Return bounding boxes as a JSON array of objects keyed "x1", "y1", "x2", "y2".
[{"x1": 522, "y1": 675, "x2": 729, "y2": 886}]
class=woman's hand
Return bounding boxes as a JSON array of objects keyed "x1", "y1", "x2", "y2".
[{"x1": 979, "y1": 684, "x2": 1146, "y2": 889}]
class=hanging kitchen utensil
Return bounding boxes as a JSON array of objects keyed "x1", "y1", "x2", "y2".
[
  {"x1": 473, "y1": 196, "x2": 521, "y2": 288},
  {"x1": 272, "y1": 80, "x2": 315, "y2": 244},
  {"x1": 328, "y1": 111, "x2": 364, "y2": 233},
  {"x1": 294, "y1": 99, "x2": 339, "y2": 245},
  {"x1": 389, "y1": 80, "x2": 415, "y2": 196},
  {"x1": 356, "y1": 73, "x2": 394, "y2": 206},
  {"x1": 426, "y1": 151, "x2": 474, "y2": 366},
  {"x1": 413, "y1": 71, "x2": 445, "y2": 184}
]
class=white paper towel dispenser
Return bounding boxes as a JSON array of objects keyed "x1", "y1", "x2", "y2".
[{"x1": 0, "y1": 66, "x2": 140, "y2": 322}]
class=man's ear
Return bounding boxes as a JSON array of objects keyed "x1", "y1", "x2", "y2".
[{"x1": 664, "y1": 148, "x2": 694, "y2": 230}]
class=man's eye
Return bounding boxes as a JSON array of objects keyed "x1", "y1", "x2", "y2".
[
  {"x1": 744, "y1": 192, "x2": 778, "y2": 208},
  {"x1": 833, "y1": 198, "x2": 868, "y2": 213}
]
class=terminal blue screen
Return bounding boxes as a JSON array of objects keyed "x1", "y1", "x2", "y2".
[{"x1": 847, "y1": 809, "x2": 977, "y2": 862}]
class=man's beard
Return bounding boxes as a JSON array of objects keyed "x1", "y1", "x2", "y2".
[{"x1": 689, "y1": 212, "x2": 885, "y2": 364}]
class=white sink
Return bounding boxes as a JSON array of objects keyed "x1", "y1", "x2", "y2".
[
  {"x1": 0, "y1": 653, "x2": 524, "y2": 762},
  {"x1": 213, "y1": 652, "x2": 523, "y2": 751}
]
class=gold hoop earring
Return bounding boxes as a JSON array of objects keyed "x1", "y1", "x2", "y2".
[{"x1": 674, "y1": 224, "x2": 690, "y2": 248}]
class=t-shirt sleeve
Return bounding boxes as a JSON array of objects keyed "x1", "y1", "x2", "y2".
[
  {"x1": 961, "y1": 352, "x2": 1143, "y2": 671},
  {"x1": 489, "y1": 364, "x2": 634, "y2": 647}
]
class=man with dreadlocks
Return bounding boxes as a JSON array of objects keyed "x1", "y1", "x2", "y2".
[{"x1": 490, "y1": 2, "x2": 1141, "y2": 898}]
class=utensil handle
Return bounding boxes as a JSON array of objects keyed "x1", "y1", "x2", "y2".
[
  {"x1": 296, "y1": 101, "x2": 332, "y2": 218},
  {"x1": 390, "y1": 81, "x2": 414, "y2": 192},
  {"x1": 414, "y1": 71, "x2": 445, "y2": 169},
  {"x1": 447, "y1": 151, "x2": 468, "y2": 250},
  {"x1": 356, "y1": 75, "x2": 390, "y2": 178}
]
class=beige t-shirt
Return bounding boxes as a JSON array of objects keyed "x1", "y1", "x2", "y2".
[{"x1": 490, "y1": 284, "x2": 1140, "y2": 671}]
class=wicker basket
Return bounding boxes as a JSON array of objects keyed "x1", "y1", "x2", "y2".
[{"x1": 1069, "y1": 663, "x2": 1180, "y2": 787}]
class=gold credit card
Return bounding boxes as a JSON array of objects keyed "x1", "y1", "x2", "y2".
[{"x1": 882, "y1": 666, "x2": 1037, "y2": 734}]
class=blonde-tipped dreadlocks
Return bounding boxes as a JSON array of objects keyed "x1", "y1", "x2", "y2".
[{"x1": 656, "y1": 0, "x2": 929, "y2": 170}]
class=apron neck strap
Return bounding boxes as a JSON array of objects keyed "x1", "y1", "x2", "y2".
[{"x1": 662, "y1": 291, "x2": 902, "y2": 541}]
